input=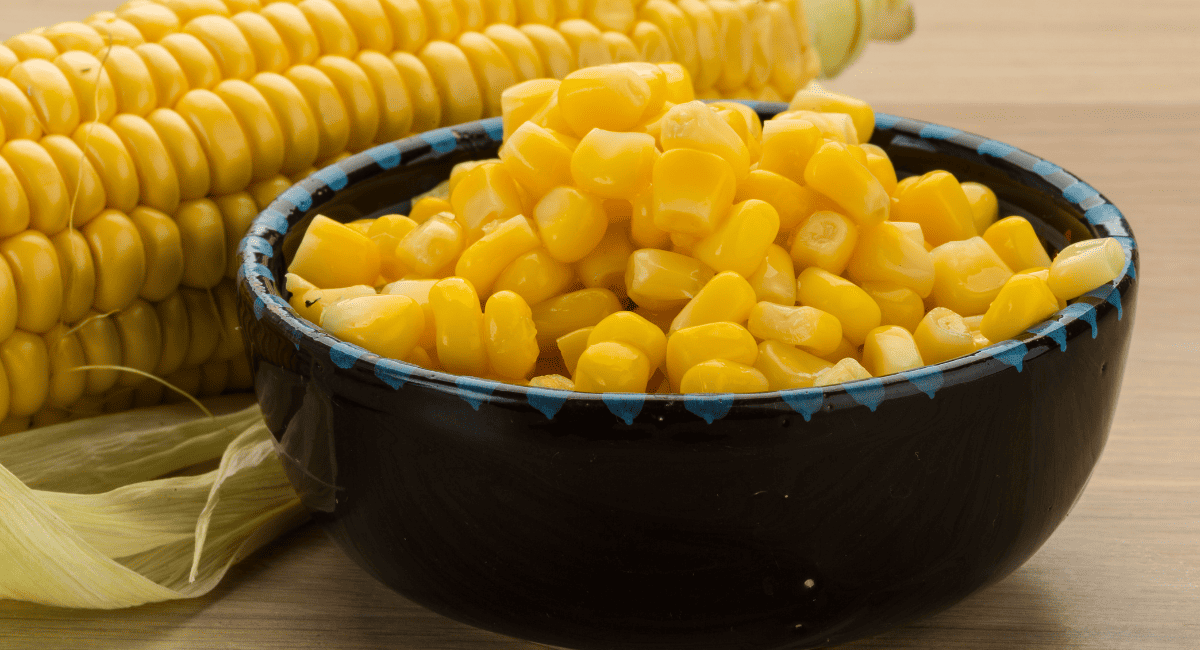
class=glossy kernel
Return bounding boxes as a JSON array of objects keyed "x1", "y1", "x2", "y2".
[
  {"x1": 679, "y1": 359, "x2": 769, "y2": 394},
  {"x1": 430, "y1": 277, "x2": 489, "y2": 376},
  {"x1": 625, "y1": 248, "x2": 714, "y2": 310},
  {"x1": 289, "y1": 215, "x2": 381, "y2": 289},
  {"x1": 394, "y1": 213, "x2": 464, "y2": 278},
  {"x1": 748, "y1": 244, "x2": 797, "y2": 306},
  {"x1": 913, "y1": 307, "x2": 976, "y2": 365},
  {"x1": 484, "y1": 290, "x2": 539, "y2": 380},
  {"x1": 789, "y1": 210, "x2": 858, "y2": 275},
  {"x1": 557, "y1": 63, "x2": 654, "y2": 135},
  {"x1": 813, "y1": 357, "x2": 872, "y2": 387},
  {"x1": 754, "y1": 339, "x2": 833, "y2": 390},
  {"x1": 961, "y1": 181, "x2": 1000, "y2": 234},
  {"x1": 534, "y1": 186, "x2": 609, "y2": 263},
  {"x1": 787, "y1": 84, "x2": 875, "y2": 143},
  {"x1": 659, "y1": 100, "x2": 750, "y2": 180},
  {"x1": 803, "y1": 141, "x2": 889, "y2": 229},
  {"x1": 891, "y1": 170, "x2": 978, "y2": 246},
  {"x1": 669, "y1": 271, "x2": 757, "y2": 334},
  {"x1": 574, "y1": 341, "x2": 651, "y2": 393},
  {"x1": 983, "y1": 216, "x2": 1053, "y2": 274},
  {"x1": 796, "y1": 267, "x2": 881, "y2": 346},
  {"x1": 501, "y1": 120, "x2": 575, "y2": 199},
  {"x1": 651, "y1": 148, "x2": 736, "y2": 237},
  {"x1": 757, "y1": 118, "x2": 823, "y2": 183},
  {"x1": 493, "y1": 248, "x2": 575, "y2": 306},
  {"x1": 980, "y1": 272, "x2": 1060, "y2": 343},
  {"x1": 862, "y1": 325, "x2": 924, "y2": 377},
  {"x1": 747, "y1": 301, "x2": 842, "y2": 356},
  {"x1": 556, "y1": 326, "x2": 594, "y2": 376},
  {"x1": 570, "y1": 129, "x2": 659, "y2": 199},
  {"x1": 929, "y1": 237, "x2": 1014, "y2": 317},
  {"x1": 588, "y1": 310, "x2": 668, "y2": 370},
  {"x1": 859, "y1": 281, "x2": 925, "y2": 333},
  {"x1": 1047, "y1": 237, "x2": 1126, "y2": 301},
  {"x1": 734, "y1": 169, "x2": 812, "y2": 231},
  {"x1": 450, "y1": 162, "x2": 526, "y2": 239},
  {"x1": 455, "y1": 214, "x2": 541, "y2": 295},
  {"x1": 531, "y1": 287, "x2": 622, "y2": 347},
  {"x1": 846, "y1": 221, "x2": 936, "y2": 298},
  {"x1": 691, "y1": 199, "x2": 780, "y2": 278},
  {"x1": 0, "y1": 231, "x2": 64, "y2": 334}
]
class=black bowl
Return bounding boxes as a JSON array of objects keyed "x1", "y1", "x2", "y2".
[{"x1": 235, "y1": 104, "x2": 1139, "y2": 650}]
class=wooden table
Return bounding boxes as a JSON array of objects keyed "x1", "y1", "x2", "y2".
[{"x1": 2, "y1": 0, "x2": 1197, "y2": 648}]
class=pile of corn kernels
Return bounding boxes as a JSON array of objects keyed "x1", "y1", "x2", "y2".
[{"x1": 285, "y1": 62, "x2": 1126, "y2": 394}]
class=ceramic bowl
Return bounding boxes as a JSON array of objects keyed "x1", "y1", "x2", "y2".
[{"x1": 235, "y1": 103, "x2": 1139, "y2": 650}]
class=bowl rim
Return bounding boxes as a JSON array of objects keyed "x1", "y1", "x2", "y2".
[{"x1": 236, "y1": 102, "x2": 1139, "y2": 424}]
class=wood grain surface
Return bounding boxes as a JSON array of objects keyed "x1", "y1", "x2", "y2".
[{"x1": 1, "y1": 1, "x2": 1197, "y2": 649}]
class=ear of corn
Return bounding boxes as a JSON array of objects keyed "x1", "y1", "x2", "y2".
[{"x1": 0, "y1": 0, "x2": 910, "y2": 432}]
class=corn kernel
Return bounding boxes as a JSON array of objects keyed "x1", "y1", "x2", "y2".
[
  {"x1": 859, "y1": 281, "x2": 925, "y2": 333},
  {"x1": 669, "y1": 271, "x2": 757, "y2": 334},
  {"x1": 1, "y1": 231, "x2": 64, "y2": 335},
  {"x1": 556, "y1": 326, "x2": 594, "y2": 376},
  {"x1": 891, "y1": 171, "x2": 977, "y2": 246},
  {"x1": 319, "y1": 294, "x2": 424, "y2": 361},
  {"x1": 367, "y1": 214, "x2": 418, "y2": 281},
  {"x1": 659, "y1": 100, "x2": 751, "y2": 180},
  {"x1": 680, "y1": 359, "x2": 769, "y2": 394},
  {"x1": 450, "y1": 161, "x2": 526, "y2": 239},
  {"x1": 629, "y1": 186, "x2": 670, "y2": 248},
  {"x1": 846, "y1": 221, "x2": 936, "y2": 298},
  {"x1": 748, "y1": 244, "x2": 797, "y2": 306},
  {"x1": 788, "y1": 84, "x2": 875, "y2": 143},
  {"x1": 789, "y1": 210, "x2": 858, "y2": 275},
  {"x1": 657, "y1": 62, "x2": 694, "y2": 103},
  {"x1": 557, "y1": 63, "x2": 654, "y2": 136},
  {"x1": 493, "y1": 247, "x2": 575, "y2": 305},
  {"x1": 430, "y1": 277, "x2": 489, "y2": 376},
  {"x1": 818, "y1": 336, "x2": 862, "y2": 365},
  {"x1": 804, "y1": 141, "x2": 889, "y2": 229},
  {"x1": 961, "y1": 181, "x2": 999, "y2": 234},
  {"x1": 983, "y1": 216, "x2": 1053, "y2": 274},
  {"x1": 754, "y1": 339, "x2": 833, "y2": 390},
  {"x1": 757, "y1": 118, "x2": 823, "y2": 183},
  {"x1": 484, "y1": 290, "x2": 539, "y2": 380},
  {"x1": 529, "y1": 374, "x2": 574, "y2": 390},
  {"x1": 588, "y1": 310, "x2": 668, "y2": 369},
  {"x1": 576, "y1": 225, "x2": 634, "y2": 294},
  {"x1": 289, "y1": 283, "x2": 376, "y2": 326},
  {"x1": 407, "y1": 196, "x2": 451, "y2": 224},
  {"x1": 625, "y1": 248, "x2": 714, "y2": 310},
  {"x1": 665, "y1": 321, "x2": 757, "y2": 389},
  {"x1": 1048, "y1": 237, "x2": 1126, "y2": 301},
  {"x1": 570, "y1": 129, "x2": 659, "y2": 199},
  {"x1": 929, "y1": 236, "x2": 1014, "y2": 317},
  {"x1": 651, "y1": 148, "x2": 736, "y2": 237},
  {"x1": 395, "y1": 213, "x2": 464, "y2": 277},
  {"x1": 289, "y1": 214, "x2": 380, "y2": 289},
  {"x1": 735, "y1": 170, "x2": 828, "y2": 232},
  {"x1": 574, "y1": 341, "x2": 651, "y2": 393},
  {"x1": 747, "y1": 301, "x2": 842, "y2": 356},
  {"x1": 0, "y1": 330, "x2": 49, "y2": 418},
  {"x1": 795, "y1": 267, "x2": 881, "y2": 346},
  {"x1": 860, "y1": 143, "x2": 897, "y2": 197},
  {"x1": 980, "y1": 272, "x2": 1060, "y2": 343},
  {"x1": 501, "y1": 78, "x2": 560, "y2": 139},
  {"x1": 708, "y1": 101, "x2": 763, "y2": 162},
  {"x1": 692, "y1": 199, "x2": 779, "y2": 277},
  {"x1": 913, "y1": 307, "x2": 976, "y2": 365},
  {"x1": 531, "y1": 287, "x2": 622, "y2": 347},
  {"x1": 861, "y1": 325, "x2": 924, "y2": 377},
  {"x1": 534, "y1": 186, "x2": 609, "y2": 263},
  {"x1": 455, "y1": 214, "x2": 541, "y2": 295},
  {"x1": 380, "y1": 278, "x2": 439, "y2": 351},
  {"x1": 961, "y1": 314, "x2": 991, "y2": 350},
  {"x1": 813, "y1": 357, "x2": 871, "y2": 387},
  {"x1": 777, "y1": 110, "x2": 857, "y2": 144},
  {"x1": 500, "y1": 120, "x2": 576, "y2": 200}
]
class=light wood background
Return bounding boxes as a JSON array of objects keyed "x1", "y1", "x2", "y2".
[{"x1": 2, "y1": 1, "x2": 1198, "y2": 648}]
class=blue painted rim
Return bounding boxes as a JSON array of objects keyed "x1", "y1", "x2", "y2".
[{"x1": 237, "y1": 102, "x2": 1139, "y2": 423}]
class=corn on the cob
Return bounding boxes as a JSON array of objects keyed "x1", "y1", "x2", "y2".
[{"x1": 0, "y1": 0, "x2": 910, "y2": 429}]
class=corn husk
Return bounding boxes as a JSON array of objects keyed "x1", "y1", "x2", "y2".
[{"x1": 0, "y1": 396, "x2": 305, "y2": 609}]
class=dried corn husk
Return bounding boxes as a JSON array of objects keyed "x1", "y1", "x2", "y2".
[{"x1": 0, "y1": 397, "x2": 305, "y2": 609}]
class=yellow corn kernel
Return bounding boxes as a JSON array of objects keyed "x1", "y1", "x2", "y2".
[
  {"x1": 83, "y1": 209, "x2": 146, "y2": 314},
  {"x1": 557, "y1": 18, "x2": 612, "y2": 70},
  {"x1": 44, "y1": 20, "x2": 108, "y2": 53},
  {"x1": 348, "y1": 220, "x2": 376, "y2": 237},
  {"x1": 665, "y1": 321, "x2": 757, "y2": 389},
  {"x1": 0, "y1": 158, "x2": 30, "y2": 240},
  {"x1": 380, "y1": 278, "x2": 438, "y2": 351},
  {"x1": 0, "y1": 330, "x2": 49, "y2": 418},
  {"x1": 366, "y1": 214, "x2": 419, "y2": 281},
  {"x1": 913, "y1": 307, "x2": 976, "y2": 365},
  {"x1": 795, "y1": 267, "x2": 881, "y2": 346},
  {"x1": 706, "y1": 0, "x2": 751, "y2": 90},
  {"x1": 175, "y1": 89, "x2": 255, "y2": 196},
  {"x1": 394, "y1": 213, "x2": 464, "y2": 277},
  {"x1": 409, "y1": 196, "x2": 453, "y2": 224},
  {"x1": 9, "y1": 59, "x2": 81, "y2": 136},
  {"x1": 813, "y1": 357, "x2": 871, "y2": 387},
  {"x1": 588, "y1": 311, "x2": 668, "y2": 370},
  {"x1": 500, "y1": 121, "x2": 576, "y2": 200},
  {"x1": 891, "y1": 171, "x2": 978, "y2": 246},
  {"x1": 519, "y1": 24, "x2": 573, "y2": 79},
  {"x1": 983, "y1": 216, "x2": 1053, "y2": 274},
  {"x1": 789, "y1": 210, "x2": 858, "y2": 275},
  {"x1": 356, "y1": 50, "x2": 414, "y2": 144},
  {"x1": 658, "y1": 100, "x2": 750, "y2": 180},
  {"x1": 846, "y1": 221, "x2": 936, "y2": 298},
  {"x1": 859, "y1": 281, "x2": 924, "y2": 333},
  {"x1": 107, "y1": 114, "x2": 180, "y2": 216},
  {"x1": 980, "y1": 272, "x2": 1060, "y2": 343},
  {"x1": 669, "y1": 271, "x2": 756, "y2": 334},
  {"x1": 457, "y1": 31, "x2": 519, "y2": 119},
  {"x1": 929, "y1": 237, "x2": 1014, "y2": 317},
  {"x1": 859, "y1": 143, "x2": 898, "y2": 197},
  {"x1": 213, "y1": 281, "x2": 244, "y2": 362},
  {"x1": 776, "y1": 109, "x2": 857, "y2": 145},
  {"x1": 657, "y1": 62, "x2": 694, "y2": 103},
  {"x1": 455, "y1": 215, "x2": 541, "y2": 295},
  {"x1": 962, "y1": 314, "x2": 991, "y2": 350},
  {"x1": 576, "y1": 225, "x2": 634, "y2": 295},
  {"x1": 289, "y1": 284, "x2": 376, "y2": 326},
  {"x1": 484, "y1": 24, "x2": 544, "y2": 81},
  {"x1": 54, "y1": 50, "x2": 117, "y2": 125},
  {"x1": 286, "y1": 273, "x2": 320, "y2": 304},
  {"x1": 0, "y1": 258, "x2": 15, "y2": 344},
  {"x1": 174, "y1": 199, "x2": 228, "y2": 290},
  {"x1": 625, "y1": 248, "x2": 714, "y2": 310},
  {"x1": 228, "y1": 11, "x2": 289, "y2": 75},
  {"x1": 746, "y1": 301, "x2": 842, "y2": 356},
  {"x1": 421, "y1": 40, "x2": 484, "y2": 127},
  {"x1": 574, "y1": 341, "x2": 651, "y2": 393},
  {"x1": 818, "y1": 335, "x2": 861, "y2": 363},
  {"x1": 113, "y1": 298, "x2": 162, "y2": 387},
  {"x1": 629, "y1": 186, "x2": 669, "y2": 249},
  {"x1": 961, "y1": 181, "x2": 999, "y2": 234},
  {"x1": 315, "y1": 54, "x2": 384, "y2": 153},
  {"x1": 493, "y1": 247, "x2": 575, "y2": 306},
  {"x1": 691, "y1": 199, "x2": 779, "y2": 278},
  {"x1": 287, "y1": 214, "x2": 380, "y2": 289},
  {"x1": 72, "y1": 311, "x2": 119, "y2": 396},
  {"x1": 621, "y1": 62, "x2": 668, "y2": 115},
  {"x1": 679, "y1": 358, "x2": 768, "y2": 394},
  {"x1": 570, "y1": 129, "x2": 659, "y2": 199},
  {"x1": 603, "y1": 31, "x2": 638, "y2": 62},
  {"x1": 651, "y1": 148, "x2": 736, "y2": 237},
  {"x1": 127, "y1": 206, "x2": 184, "y2": 302},
  {"x1": 1047, "y1": 237, "x2": 1126, "y2": 301},
  {"x1": 804, "y1": 141, "x2": 889, "y2": 229},
  {"x1": 556, "y1": 326, "x2": 594, "y2": 376},
  {"x1": 787, "y1": 84, "x2": 875, "y2": 143},
  {"x1": 708, "y1": 101, "x2": 762, "y2": 161},
  {"x1": 757, "y1": 118, "x2": 823, "y2": 184},
  {"x1": 733, "y1": 170, "x2": 808, "y2": 231},
  {"x1": 0, "y1": 77, "x2": 42, "y2": 143},
  {"x1": 557, "y1": 63, "x2": 655, "y2": 136},
  {"x1": 317, "y1": 294, "x2": 424, "y2": 362},
  {"x1": 500, "y1": 78, "x2": 560, "y2": 139},
  {"x1": 248, "y1": 73, "x2": 320, "y2": 177},
  {"x1": 43, "y1": 324, "x2": 86, "y2": 410},
  {"x1": 531, "y1": 287, "x2": 622, "y2": 347},
  {"x1": 529, "y1": 374, "x2": 574, "y2": 390},
  {"x1": 754, "y1": 339, "x2": 832, "y2": 390},
  {"x1": 450, "y1": 162, "x2": 525, "y2": 239},
  {"x1": 49, "y1": 229, "x2": 95, "y2": 326},
  {"x1": 0, "y1": 231, "x2": 63, "y2": 335},
  {"x1": 145, "y1": 106, "x2": 214, "y2": 202},
  {"x1": 861, "y1": 325, "x2": 923, "y2": 377},
  {"x1": 429, "y1": 277, "x2": 489, "y2": 375},
  {"x1": 534, "y1": 186, "x2": 609, "y2": 263},
  {"x1": 1, "y1": 140, "x2": 71, "y2": 236},
  {"x1": 748, "y1": 244, "x2": 797, "y2": 306},
  {"x1": 215, "y1": 78, "x2": 291, "y2": 182}
]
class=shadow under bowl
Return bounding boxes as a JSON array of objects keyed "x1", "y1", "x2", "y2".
[{"x1": 235, "y1": 103, "x2": 1139, "y2": 650}]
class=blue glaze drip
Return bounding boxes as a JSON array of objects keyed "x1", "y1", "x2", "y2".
[
  {"x1": 844, "y1": 379, "x2": 886, "y2": 412},
  {"x1": 314, "y1": 165, "x2": 349, "y2": 191},
  {"x1": 900, "y1": 368, "x2": 944, "y2": 399},
  {"x1": 684, "y1": 394, "x2": 735, "y2": 424},
  {"x1": 992, "y1": 340, "x2": 1029, "y2": 372},
  {"x1": 1059, "y1": 302, "x2": 1098, "y2": 338},
  {"x1": 422, "y1": 128, "x2": 458, "y2": 153},
  {"x1": 1106, "y1": 288, "x2": 1123, "y2": 319},
  {"x1": 455, "y1": 376, "x2": 496, "y2": 411},
  {"x1": 526, "y1": 387, "x2": 570, "y2": 420},
  {"x1": 374, "y1": 359, "x2": 413, "y2": 389},
  {"x1": 329, "y1": 342, "x2": 365, "y2": 369},
  {"x1": 1027, "y1": 320, "x2": 1068, "y2": 352},
  {"x1": 603, "y1": 394, "x2": 645, "y2": 425},
  {"x1": 253, "y1": 295, "x2": 267, "y2": 320},
  {"x1": 780, "y1": 391, "x2": 824, "y2": 422},
  {"x1": 365, "y1": 143, "x2": 401, "y2": 169}
]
